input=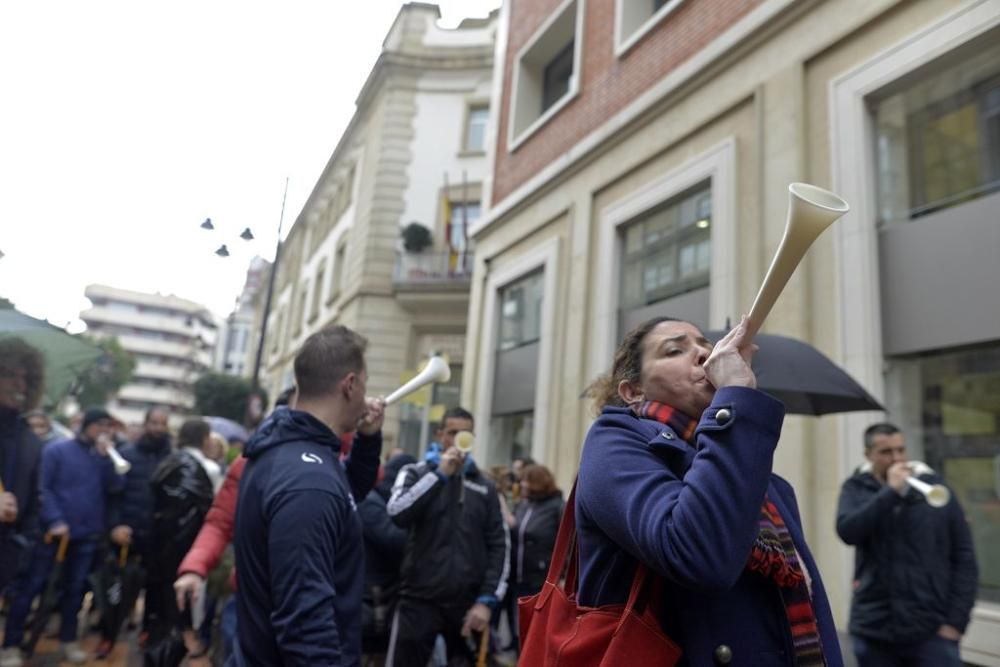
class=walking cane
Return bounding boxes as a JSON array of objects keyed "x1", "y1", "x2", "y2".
[{"x1": 476, "y1": 626, "x2": 490, "y2": 667}]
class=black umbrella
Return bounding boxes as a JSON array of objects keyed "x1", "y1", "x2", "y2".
[
  {"x1": 22, "y1": 533, "x2": 70, "y2": 657},
  {"x1": 706, "y1": 331, "x2": 883, "y2": 416},
  {"x1": 93, "y1": 544, "x2": 145, "y2": 648},
  {"x1": 143, "y1": 594, "x2": 197, "y2": 667}
]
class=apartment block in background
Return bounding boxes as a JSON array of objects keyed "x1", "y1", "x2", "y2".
[{"x1": 81, "y1": 284, "x2": 219, "y2": 427}]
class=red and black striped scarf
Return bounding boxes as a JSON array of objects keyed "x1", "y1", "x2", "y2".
[{"x1": 633, "y1": 400, "x2": 826, "y2": 666}]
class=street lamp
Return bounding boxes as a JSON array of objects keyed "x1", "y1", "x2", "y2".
[{"x1": 250, "y1": 179, "x2": 289, "y2": 391}]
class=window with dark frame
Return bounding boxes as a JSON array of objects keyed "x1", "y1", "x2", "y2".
[
  {"x1": 498, "y1": 270, "x2": 544, "y2": 351},
  {"x1": 310, "y1": 263, "x2": 325, "y2": 322},
  {"x1": 619, "y1": 184, "x2": 712, "y2": 310},
  {"x1": 541, "y1": 40, "x2": 574, "y2": 114},
  {"x1": 294, "y1": 283, "x2": 308, "y2": 336}
]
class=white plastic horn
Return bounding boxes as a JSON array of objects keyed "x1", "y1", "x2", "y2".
[
  {"x1": 906, "y1": 476, "x2": 951, "y2": 508},
  {"x1": 384, "y1": 355, "x2": 451, "y2": 406},
  {"x1": 107, "y1": 444, "x2": 132, "y2": 475},
  {"x1": 455, "y1": 431, "x2": 475, "y2": 455},
  {"x1": 746, "y1": 183, "x2": 850, "y2": 338}
]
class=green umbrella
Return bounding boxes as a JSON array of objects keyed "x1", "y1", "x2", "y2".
[{"x1": 0, "y1": 307, "x2": 103, "y2": 407}]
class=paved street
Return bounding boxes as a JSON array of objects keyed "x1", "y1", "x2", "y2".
[{"x1": 19, "y1": 634, "x2": 137, "y2": 667}]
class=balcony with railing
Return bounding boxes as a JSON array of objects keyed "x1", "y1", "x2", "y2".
[
  {"x1": 393, "y1": 251, "x2": 474, "y2": 290},
  {"x1": 392, "y1": 250, "x2": 474, "y2": 314}
]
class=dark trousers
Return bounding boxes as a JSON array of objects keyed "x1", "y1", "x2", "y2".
[
  {"x1": 220, "y1": 595, "x2": 238, "y2": 661},
  {"x1": 852, "y1": 633, "x2": 963, "y2": 667},
  {"x1": 2, "y1": 538, "x2": 98, "y2": 646},
  {"x1": 386, "y1": 597, "x2": 478, "y2": 667}
]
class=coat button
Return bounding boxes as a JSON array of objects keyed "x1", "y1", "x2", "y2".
[
  {"x1": 715, "y1": 408, "x2": 732, "y2": 425},
  {"x1": 713, "y1": 644, "x2": 733, "y2": 665},
  {"x1": 662, "y1": 431, "x2": 674, "y2": 440}
]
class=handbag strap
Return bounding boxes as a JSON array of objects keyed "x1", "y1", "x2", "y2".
[
  {"x1": 543, "y1": 480, "x2": 578, "y2": 587},
  {"x1": 546, "y1": 479, "x2": 664, "y2": 627}
]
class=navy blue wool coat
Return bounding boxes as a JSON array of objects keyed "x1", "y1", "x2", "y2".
[{"x1": 577, "y1": 387, "x2": 842, "y2": 666}]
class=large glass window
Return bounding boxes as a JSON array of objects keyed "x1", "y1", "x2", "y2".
[
  {"x1": 619, "y1": 183, "x2": 711, "y2": 310},
  {"x1": 498, "y1": 271, "x2": 544, "y2": 351},
  {"x1": 886, "y1": 342, "x2": 1000, "y2": 602},
  {"x1": 873, "y1": 38, "x2": 1000, "y2": 225},
  {"x1": 489, "y1": 411, "x2": 533, "y2": 467}
]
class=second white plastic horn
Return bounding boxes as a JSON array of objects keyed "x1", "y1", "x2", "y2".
[
  {"x1": 746, "y1": 183, "x2": 849, "y2": 338},
  {"x1": 108, "y1": 444, "x2": 132, "y2": 475},
  {"x1": 384, "y1": 355, "x2": 452, "y2": 406},
  {"x1": 906, "y1": 476, "x2": 951, "y2": 508}
]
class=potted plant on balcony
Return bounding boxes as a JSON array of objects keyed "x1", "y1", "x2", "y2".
[
  {"x1": 401, "y1": 222, "x2": 433, "y2": 279},
  {"x1": 401, "y1": 222, "x2": 432, "y2": 253}
]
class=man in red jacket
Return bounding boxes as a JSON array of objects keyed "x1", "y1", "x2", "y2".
[{"x1": 173, "y1": 388, "x2": 297, "y2": 663}]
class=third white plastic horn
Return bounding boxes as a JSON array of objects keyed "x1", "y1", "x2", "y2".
[{"x1": 455, "y1": 431, "x2": 475, "y2": 455}]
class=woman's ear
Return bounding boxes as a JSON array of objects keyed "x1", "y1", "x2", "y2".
[{"x1": 617, "y1": 379, "x2": 643, "y2": 406}]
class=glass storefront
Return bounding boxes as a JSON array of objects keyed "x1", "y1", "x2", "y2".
[
  {"x1": 886, "y1": 343, "x2": 1000, "y2": 603},
  {"x1": 488, "y1": 411, "x2": 533, "y2": 467}
]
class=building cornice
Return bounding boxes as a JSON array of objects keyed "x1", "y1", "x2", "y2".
[{"x1": 291, "y1": 8, "x2": 495, "y2": 239}]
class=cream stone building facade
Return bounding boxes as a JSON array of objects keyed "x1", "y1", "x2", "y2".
[
  {"x1": 256, "y1": 3, "x2": 496, "y2": 453},
  {"x1": 465, "y1": 0, "x2": 1000, "y2": 661}
]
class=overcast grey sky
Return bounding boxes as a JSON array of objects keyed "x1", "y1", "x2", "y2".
[{"x1": 0, "y1": 1, "x2": 499, "y2": 332}]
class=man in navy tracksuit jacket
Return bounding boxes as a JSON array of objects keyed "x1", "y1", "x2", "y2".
[{"x1": 233, "y1": 326, "x2": 384, "y2": 666}]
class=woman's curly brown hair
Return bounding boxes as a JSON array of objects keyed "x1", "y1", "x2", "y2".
[
  {"x1": 585, "y1": 317, "x2": 681, "y2": 416},
  {"x1": 0, "y1": 336, "x2": 46, "y2": 410}
]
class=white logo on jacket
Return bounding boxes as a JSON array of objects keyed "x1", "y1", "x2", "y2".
[
  {"x1": 301, "y1": 452, "x2": 323, "y2": 464},
  {"x1": 463, "y1": 480, "x2": 488, "y2": 495}
]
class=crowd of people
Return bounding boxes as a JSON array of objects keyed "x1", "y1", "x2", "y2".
[
  {"x1": 0, "y1": 315, "x2": 980, "y2": 667},
  {"x1": 0, "y1": 329, "x2": 563, "y2": 667}
]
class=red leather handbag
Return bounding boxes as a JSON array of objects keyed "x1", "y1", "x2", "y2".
[{"x1": 518, "y1": 482, "x2": 682, "y2": 666}]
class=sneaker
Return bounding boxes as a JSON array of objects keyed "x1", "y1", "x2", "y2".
[
  {"x1": 61, "y1": 641, "x2": 87, "y2": 665},
  {"x1": 95, "y1": 638, "x2": 114, "y2": 659},
  {"x1": 0, "y1": 647, "x2": 23, "y2": 667}
]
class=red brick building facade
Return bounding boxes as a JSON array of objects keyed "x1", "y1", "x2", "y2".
[{"x1": 492, "y1": 0, "x2": 763, "y2": 203}]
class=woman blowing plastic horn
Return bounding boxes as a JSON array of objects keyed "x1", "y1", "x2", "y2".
[{"x1": 575, "y1": 316, "x2": 843, "y2": 665}]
